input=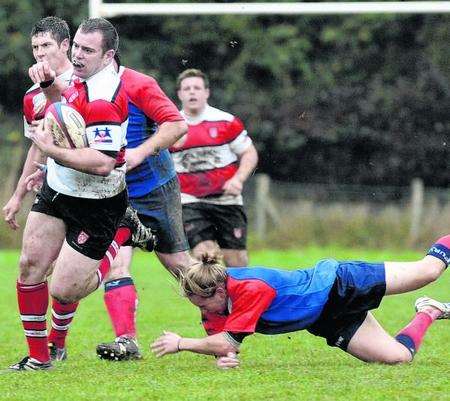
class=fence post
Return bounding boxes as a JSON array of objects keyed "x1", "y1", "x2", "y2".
[
  {"x1": 255, "y1": 174, "x2": 270, "y2": 239},
  {"x1": 408, "y1": 178, "x2": 424, "y2": 246}
]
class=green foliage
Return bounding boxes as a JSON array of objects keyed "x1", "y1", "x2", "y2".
[
  {"x1": 0, "y1": 4, "x2": 449, "y2": 186},
  {"x1": 0, "y1": 249, "x2": 448, "y2": 401}
]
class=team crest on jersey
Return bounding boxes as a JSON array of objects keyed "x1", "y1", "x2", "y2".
[
  {"x1": 93, "y1": 127, "x2": 113, "y2": 143},
  {"x1": 209, "y1": 127, "x2": 218, "y2": 138},
  {"x1": 77, "y1": 231, "x2": 89, "y2": 244},
  {"x1": 233, "y1": 227, "x2": 243, "y2": 239},
  {"x1": 32, "y1": 93, "x2": 47, "y2": 117}
]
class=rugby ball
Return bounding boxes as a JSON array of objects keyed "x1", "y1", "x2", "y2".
[{"x1": 45, "y1": 102, "x2": 88, "y2": 148}]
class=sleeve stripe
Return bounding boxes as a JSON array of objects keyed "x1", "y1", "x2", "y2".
[{"x1": 111, "y1": 81, "x2": 122, "y2": 103}]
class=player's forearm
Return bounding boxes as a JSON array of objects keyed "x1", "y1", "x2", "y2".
[
  {"x1": 47, "y1": 147, "x2": 116, "y2": 176},
  {"x1": 235, "y1": 145, "x2": 258, "y2": 183},
  {"x1": 13, "y1": 144, "x2": 45, "y2": 199},
  {"x1": 138, "y1": 120, "x2": 188, "y2": 158},
  {"x1": 178, "y1": 333, "x2": 238, "y2": 356}
]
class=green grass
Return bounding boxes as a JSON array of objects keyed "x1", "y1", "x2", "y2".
[{"x1": 0, "y1": 248, "x2": 448, "y2": 401}]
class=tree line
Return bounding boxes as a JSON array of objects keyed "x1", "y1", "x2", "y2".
[{"x1": 1, "y1": 0, "x2": 449, "y2": 187}]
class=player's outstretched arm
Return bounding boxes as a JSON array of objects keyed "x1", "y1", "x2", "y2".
[{"x1": 151, "y1": 330, "x2": 239, "y2": 358}]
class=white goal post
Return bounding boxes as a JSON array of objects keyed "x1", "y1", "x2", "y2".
[{"x1": 90, "y1": 1, "x2": 450, "y2": 17}]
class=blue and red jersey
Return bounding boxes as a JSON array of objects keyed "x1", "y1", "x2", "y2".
[
  {"x1": 202, "y1": 259, "x2": 341, "y2": 336},
  {"x1": 119, "y1": 67, "x2": 184, "y2": 198}
]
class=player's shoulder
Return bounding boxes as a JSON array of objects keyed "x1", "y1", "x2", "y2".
[
  {"x1": 24, "y1": 82, "x2": 40, "y2": 96},
  {"x1": 227, "y1": 268, "x2": 275, "y2": 290},
  {"x1": 23, "y1": 85, "x2": 45, "y2": 120},
  {"x1": 203, "y1": 105, "x2": 235, "y2": 122},
  {"x1": 119, "y1": 66, "x2": 163, "y2": 101},
  {"x1": 119, "y1": 66, "x2": 156, "y2": 84},
  {"x1": 85, "y1": 64, "x2": 123, "y2": 102}
]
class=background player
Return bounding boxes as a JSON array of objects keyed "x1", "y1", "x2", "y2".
[
  {"x1": 152, "y1": 236, "x2": 450, "y2": 368},
  {"x1": 170, "y1": 68, "x2": 258, "y2": 267}
]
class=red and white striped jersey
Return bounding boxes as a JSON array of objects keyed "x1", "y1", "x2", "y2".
[
  {"x1": 47, "y1": 63, "x2": 129, "y2": 199},
  {"x1": 170, "y1": 105, "x2": 252, "y2": 205}
]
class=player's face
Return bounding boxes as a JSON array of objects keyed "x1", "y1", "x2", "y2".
[
  {"x1": 71, "y1": 29, "x2": 114, "y2": 79},
  {"x1": 189, "y1": 289, "x2": 227, "y2": 314},
  {"x1": 31, "y1": 32, "x2": 69, "y2": 72},
  {"x1": 178, "y1": 77, "x2": 210, "y2": 116}
]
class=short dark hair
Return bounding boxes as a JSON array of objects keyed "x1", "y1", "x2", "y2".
[
  {"x1": 78, "y1": 18, "x2": 118, "y2": 53},
  {"x1": 177, "y1": 69, "x2": 209, "y2": 90},
  {"x1": 31, "y1": 16, "x2": 70, "y2": 45}
]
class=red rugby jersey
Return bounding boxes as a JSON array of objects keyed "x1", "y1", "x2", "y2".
[{"x1": 170, "y1": 105, "x2": 252, "y2": 203}]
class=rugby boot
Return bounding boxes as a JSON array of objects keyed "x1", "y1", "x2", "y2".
[
  {"x1": 119, "y1": 206, "x2": 156, "y2": 251},
  {"x1": 9, "y1": 356, "x2": 52, "y2": 372},
  {"x1": 415, "y1": 296, "x2": 450, "y2": 319},
  {"x1": 96, "y1": 336, "x2": 142, "y2": 361},
  {"x1": 48, "y1": 342, "x2": 67, "y2": 361}
]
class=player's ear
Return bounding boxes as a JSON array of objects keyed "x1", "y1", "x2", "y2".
[
  {"x1": 205, "y1": 88, "x2": 210, "y2": 99},
  {"x1": 215, "y1": 285, "x2": 226, "y2": 298},
  {"x1": 60, "y1": 38, "x2": 70, "y2": 52},
  {"x1": 104, "y1": 49, "x2": 115, "y2": 65}
]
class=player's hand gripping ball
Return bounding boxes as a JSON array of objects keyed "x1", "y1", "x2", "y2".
[{"x1": 45, "y1": 102, "x2": 88, "y2": 148}]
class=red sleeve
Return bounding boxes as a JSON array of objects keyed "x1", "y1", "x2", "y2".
[
  {"x1": 223, "y1": 278, "x2": 276, "y2": 333},
  {"x1": 23, "y1": 95, "x2": 33, "y2": 124},
  {"x1": 122, "y1": 69, "x2": 182, "y2": 124},
  {"x1": 224, "y1": 117, "x2": 245, "y2": 142}
]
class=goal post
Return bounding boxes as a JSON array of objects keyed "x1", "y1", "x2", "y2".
[{"x1": 90, "y1": 1, "x2": 450, "y2": 17}]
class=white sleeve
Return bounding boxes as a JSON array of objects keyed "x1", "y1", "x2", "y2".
[
  {"x1": 86, "y1": 121, "x2": 127, "y2": 152},
  {"x1": 229, "y1": 130, "x2": 252, "y2": 155}
]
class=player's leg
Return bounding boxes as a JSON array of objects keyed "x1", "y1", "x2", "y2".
[
  {"x1": 213, "y1": 204, "x2": 248, "y2": 267},
  {"x1": 384, "y1": 235, "x2": 449, "y2": 295},
  {"x1": 49, "y1": 191, "x2": 127, "y2": 302},
  {"x1": 150, "y1": 177, "x2": 195, "y2": 276},
  {"x1": 97, "y1": 178, "x2": 192, "y2": 361},
  {"x1": 183, "y1": 202, "x2": 218, "y2": 261},
  {"x1": 347, "y1": 297, "x2": 449, "y2": 364},
  {"x1": 10, "y1": 210, "x2": 65, "y2": 371},
  {"x1": 47, "y1": 205, "x2": 151, "y2": 362},
  {"x1": 346, "y1": 312, "x2": 413, "y2": 364},
  {"x1": 96, "y1": 245, "x2": 141, "y2": 361},
  {"x1": 49, "y1": 241, "x2": 104, "y2": 302},
  {"x1": 221, "y1": 249, "x2": 248, "y2": 267}
]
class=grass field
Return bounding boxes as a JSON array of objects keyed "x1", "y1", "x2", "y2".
[{"x1": 0, "y1": 247, "x2": 448, "y2": 401}]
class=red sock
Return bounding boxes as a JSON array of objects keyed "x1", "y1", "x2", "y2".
[
  {"x1": 17, "y1": 281, "x2": 50, "y2": 363},
  {"x1": 96, "y1": 228, "x2": 131, "y2": 286},
  {"x1": 395, "y1": 310, "x2": 440, "y2": 356},
  {"x1": 104, "y1": 277, "x2": 138, "y2": 338},
  {"x1": 47, "y1": 299, "x2": 79, "y2": 348},
  {"x1": 435, "y1": 235, "x2": 450, "y2": 248}
]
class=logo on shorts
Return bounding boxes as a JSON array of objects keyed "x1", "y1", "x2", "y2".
[
  {"x1": 233, "y1": 227, "x2": 243, "y2": 239},
  {"x1": 334, "y1": 336, "x2": 344, "y2": 347},
  {"x1": 77, "y1": 231, "x2": 89, "y2": 244},
  {"x1": 209, "y1": 127, "x2": 218, "y2": 138}
]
